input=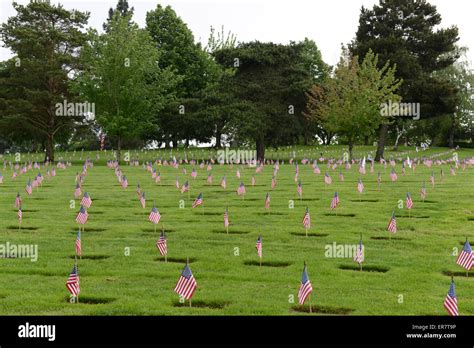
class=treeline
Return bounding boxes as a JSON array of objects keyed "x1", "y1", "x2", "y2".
[{"x1": 0, "y1": 0, "x2": 473, "y2": 162}]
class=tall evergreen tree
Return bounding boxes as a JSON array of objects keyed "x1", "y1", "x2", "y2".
[{"x1": 350, "y1": 0, "x2": 459, "y2": 159}]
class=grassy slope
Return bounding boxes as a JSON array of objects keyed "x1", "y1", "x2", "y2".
[{"x1": 0, "y1": 145, "x2": 473, "y2": 315}]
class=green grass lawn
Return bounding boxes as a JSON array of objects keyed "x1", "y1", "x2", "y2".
[{"x1": 0, "y1": 145, "x2": 473, "y2": 315}]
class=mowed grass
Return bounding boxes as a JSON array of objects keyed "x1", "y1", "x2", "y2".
[{"x1": 0, "y1": 146, "x2": 473, "y2": 315}]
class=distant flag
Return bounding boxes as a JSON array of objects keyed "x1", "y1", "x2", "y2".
[
  {"x1": 265, "y1": 192, "x2": 271, "y2": 210},
  {"x1": 75, "y1": 229, "x2": 82, "y2": 256},
  {"x1": 271, "y1": 176, "x2": 277, "y2": 189},
  {"x1": 221, "y1": 176, "x2": 227, "y2": 189},
  {"x1": 251, "y1": 176, "x2": 256, "y2": 186},
  {"x1": 390, "y1": 169, "x2": 397, "y2": 182},
  {"x1": 81, "y1": 192, "x2": 92, "y2": 208},
  {"x1": 330, "y1": 192, "x2": 339, "y2": 210},
  {"x1": 450, "y1": 166, "x2": 456, "y2": 176},
  {"x1": 387, "y1": 211, "x2": 397, "y2": 233},
  {"x1": 139, "y1": 192, "x2": 146, "y2": 209},
  {"x1": 430, "y1": 172, "x2": 435, "y2": 187},
  {"x1": 156, "y1": 171, "x2": 161, "y2": 183},
  {"x1": 441, "y1": 168, "x2": 445, "y2": 178},
  {"x1": 297, "y1": 181, "x2": 303, "y2": 198},
  {"x1": 192, "y1": 193, "x2": 203, "y2": 208},
  {"x1": 175, "y1": 177, "x2": 180, "y2": 189},
  {"x1": 18, "y1": 205, "x2": 22, "y2": 224},
  {"x1": 136, "y1": 183, "x2": 141, "y2": 197},
  {"x1": 121, "y1": 175, "x2": 128, "y2": 188},
  {"x1": 174, "y1": 263, "x2": 197, "y2": 300},
  {"x1": 353, "y1": 235, "x2": 364, "y2": 266},
  {"x1": 339, "y1": 169, "x2": 344, "y2": 181},
  {"x1": 66, "y1": 261, "x2": 80, "y2": 298},
  {"x1": 149, "y1": 205, "x2": 161, "y2": 225},
  {"x1": 181, "y1": 180, "x2": 189, "y2": 194},
  {"x1": 224, "y1": 208, "x2": 229, "y2": 231},
  {"x1": 76, "y1": 205, "x2": 89, "y2": 225},
  {"x1": 456, "y1": 239, "x2": 473, "y2": 271},
  {"x1": 298, "y1": 264, "x2": 313, "y2": 305},
  {"x1": 0, "y1": 173, "x2": 3, "y2": 184},
  {"x1": 420, "y1": 182, "x2": 427, "y2": 200},
  {"x1": 14, "y1": 193, "x2": 21, "y2": 208},
  {"x1": 256, "y1": 235, "x2": 262, "y2": 258},
  {"x1": 324, "y1": 173, "x2": 332, "y2": 185},
  {"x1": 191, "y1": 168, "x2": 197, "y2": 179},
  {"x1": 237, "y1": 182, "x2": 246, "y2": 196},
  {"x1": 357, "y1": 179, "x2": 364, "y2": 194},
  {"x1": 74, "y1": 183, "x2": 82, "y2": 198},
  {"x1": 156, "y1": 230, "x2": 167, "y2": 256},
  {"x1": 207, "y1": 173, "x2": 213, "y2": 184},
  {"x1": 302, "y1": 207, "x2": 311, "y2": 230},
  {"x1": 236, "y1": 169, "x2": 240, "y2": 178},
  {"x1": 25, "y1": 180, "x2": 32, "y2": 195},
  {"x1": 406, "y1": 192, "x2": 413, "y2": 210},
  {"x1": 444, "y1": 279, "x2": 459, "y2": 316}
]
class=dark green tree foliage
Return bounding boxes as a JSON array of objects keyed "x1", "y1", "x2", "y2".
[
  {"x1": 145, "y1": 5, "x2": 219, "y2": 147},
  {"x1": 214, "y1": 42, "x2": 314, "y2": 160},
  {"x1": 0, "y1": 1, "x2": 89, "y2": 161},
  {"x1": 103, "y1": 0, "x2": 134, "y2": 32},
  {"x1": 350, "y1": 0, "x2": 459, "y2": 159}
]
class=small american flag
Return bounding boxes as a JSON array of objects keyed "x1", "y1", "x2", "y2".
[
  {"x1": 74, "y1": 184, "x2": 82, "y2": 198},
  {"x1": 14, "y1": 193, "x2": 21, "y2": 208},
  {"x1": 156, "y1": 231, "x2": 167, "y2": 256},
  {"x1": 420, "y1": 182, "x2": 427, "y2": 200},
  {"x1": 237, "y1": 182, "x2": 246, "y2": 195},
  {"x1": 175, "y1": 177, "x2": 180, "y2": 189},
  {"x1": 324, "y1": 173, "x2": 332, "y2": 185},
  {"x1": 390, "y1": 169, "x2": 397, "y2": 181},
  {"x1": 174, "y1": 263, "x2": 197, "y2": 300},
  {"x1": 357, "y1": 179, "x2": 364, "y2": 193},
  {"x1": 75, "y1": 229, "x2": 81, "y2": 256},
  {"x1": 256, "y1": 235, "x2": 262, "y2": 258},
  {"x1": 297, "y1": 181, "x2": 302, "y2": 198},
  {"x1": 302, "y1": 207, "x2": 310, "y2": 229},
  {"x1": 406, "y1": 192, "x2": 413, "y2": 209},
  {"x1": 353, "y1": 237, "x2": 364, "y2": 264},
  {"x1": 339, "y1": 170, "x2": 344, "y2": 181},
  {"x1": 66, "y1": 261, "x2": 80, "y2": 297},
  {"x1": 25, "y1": 180, "x2": 32, "y2": 195},
  {"x1": 330, "y1": 191, "x2": 339, "y2": 210},
  {"x1": 136, "y1": 183, "x2": 141, "y2": 197},
  {"x1": 121, "y1": 175, "x2": 128, "y2": 188},
  {"x1": 221, "y1": 176, "x2": 227, "y2": 189},
  {"x1": 224, "y1": 208, "x2": 229, "y2": 229},
  {"x1": 265, "y1": 192, "x2": 270, "y2": 210},
  {"x1": 298, "y1": 264, "x2": 313, "y2": 305},
  {"x1": 191, "y1": 168, "x2": 197, "y2": 179},
  {"x1": 456, "y1": 239, "x2": 473, "y2": 271},
  {"x1": 76, "y1": 205, "x2": 89, "y2": 225},
  {"x1": 192, "y1": 193, "x2": 203, "y2": 208},
  {"x1": 271, "y1": 176, "x2": 277, "y2": 189},
  {"x1": 444, "y1": 279, "x2": 459, "y2": 316},
  {"x1": 207, "y1": 173, "x2": 213, "y2": 184},
  {"x1": 149, "y1": 205, "x2": 161, "y2": 224},
  {"x1": 81, "y1": 192, "x2": 92, "y2": 208},
  {"x1": 236, "y1": 169, "x2": 240, "y2": 178},
  {"x1": 139, "y1": 192, "x2": 146, "y2": 209},
  {"x1": 251, "y1": 176, "x2": 256, "y2": 186},
  {"x1": 430, "y1": 172, "x2": 435, "y2": 187},
  {"x1": 18, "y1": 205, "x2": 22, "y2": 223},
  {"x1": 387, "y1": 211, "x2": 397, "y2": 233},
  {"x1": 181, "y1": 180, "x2": 189, "y2": 194}
]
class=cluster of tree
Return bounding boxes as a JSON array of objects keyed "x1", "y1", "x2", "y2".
[{"x1": 0, "y1": 0, "x2": 472, "y2": 162}]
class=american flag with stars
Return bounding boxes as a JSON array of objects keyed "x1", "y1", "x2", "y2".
[
  {"x1": 174, "y1": 263, "x2": 197, "y2": 300},
  {"x1": 75, "y1": 229, "x2": 81, "y2": 256},
  {"x1": 192, "y1": 193, "x2": 203, "y2": 208},
  {"x1": 330, "y1": 191, "x2": 339, "y2": 209},
  {"x1": 75, "y1": 205, "x2": 88, "y2": 225},
  {"x1": 156, "y1": 230, "x2": 167, "y2": 256},
  {"x1": 298, "y1": 264, "x2": 313, "y2": 305},
  {"x1": 149, "y1": 205, "x2": 161, "y2": 224},
  {"x1": 302, "y1": 207, "x2": 311, "y2": 229},
  {"x1": 387, "y1": 211, "x2": 397, "y2": 233},
  {"x1": 256, "y1": 235, "x2": 262, "y2": 258},
  {"x1": 444, "y1": 279, "x2": 459, "y2": 316},
  {"x1": 456, "y1": 239, "x2": 473, "y2": 271},
  {"x1": 66, "y1": 261, "x2": 80, "y2": 297},
  {"x1": 81, "y1": 192, "x2": 92, "y2": 208}
]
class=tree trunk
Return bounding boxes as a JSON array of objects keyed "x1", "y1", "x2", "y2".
[
  {"x1": 348, "y1": 141, "x2": 354, "y2": 161},
  {"x1": 448, "y1": 114, "x2": 455, "y2": 148},
  {"x1": 45, "y1": 133, "x2": 54, "y2": 163},
  {"x1": 364, "y1": 135, "x2": 369, "y2": 145},
  {"x1": 375, "y1": 124, "x2": 388, "y2": 161},
  {"x1": 215, "y1": 126, "x2": 222, "y2": 148},
  {"x1": 256, "y1": 136, "x2": 265, "y2": 162}
]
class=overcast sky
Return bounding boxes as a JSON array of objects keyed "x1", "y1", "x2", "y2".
[{"x1": 1, "y1": 0, "x2": 473, "y2": 66}]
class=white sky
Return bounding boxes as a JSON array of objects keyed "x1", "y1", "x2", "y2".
[{"x1": 1, "y1": 0, "x2": 473, "y2": 66}]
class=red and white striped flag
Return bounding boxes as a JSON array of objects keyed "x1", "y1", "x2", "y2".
[
  {"x1": 80, "y1": 192, "x2": 92, "y2": 208},
  {"x1": 387, "y1": 211, "x2": 397, "y2": 233},
  {"x1": 456, "y1": 239, "x2": 473, "y2": 271},
  {"x1": 224, "y1": 208, "x2": 229, "y2": 229},
  {"x1": 221, "y1": 176, "x2": 227, "y2": 189},
  {"x1": 330, "y1": 192, "x2": 339, "y2": 210},
  {"x1": 444, "y1": 279, "x2": 459, "y2": 316},
  {"x1": 357, "y1": 179, "x2": 364, "y2": 194},
  {"x1": 156, "y1": 231, "x2": 167, "y2": 256},
  {"x1": 139, "y1": 192, "x2": 146, "y2": 209},
  {"x1": 265, "y1": 192, "x2": 270, "y2": 210},
  {"x1": 14, "y1": 193, "x2": 21, "y2": 208},
  {"x1": 149, "y1": 205, "x2": 161, "y2": 224},
  {"x1": 76, "y1": 206, "x2": 88, "y2": 225},
  {"x1": 256, "y1": 235, "x2": 262, "y2": 258},
  {"x1": 406, "y1": 192, "x2": 413, "y2": 209},
  {"x1": 298, "y1": 264, "x2": 313, "y2": 305},
  {"x1": 75, "y1": 230, "x2": 82, "y2": 256},
  {"x1": 66, "y1": 261, "x2": 80, "y2": 297},
  {"x1": 174, "y1": 263, "x2": 197, "y2": 300},
  {"x1": 324, "y1": 173, "x2": 332, "y2": 185},
  {"x1": 302, "y1": 207, "x2": 310, "y2": 229}
]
